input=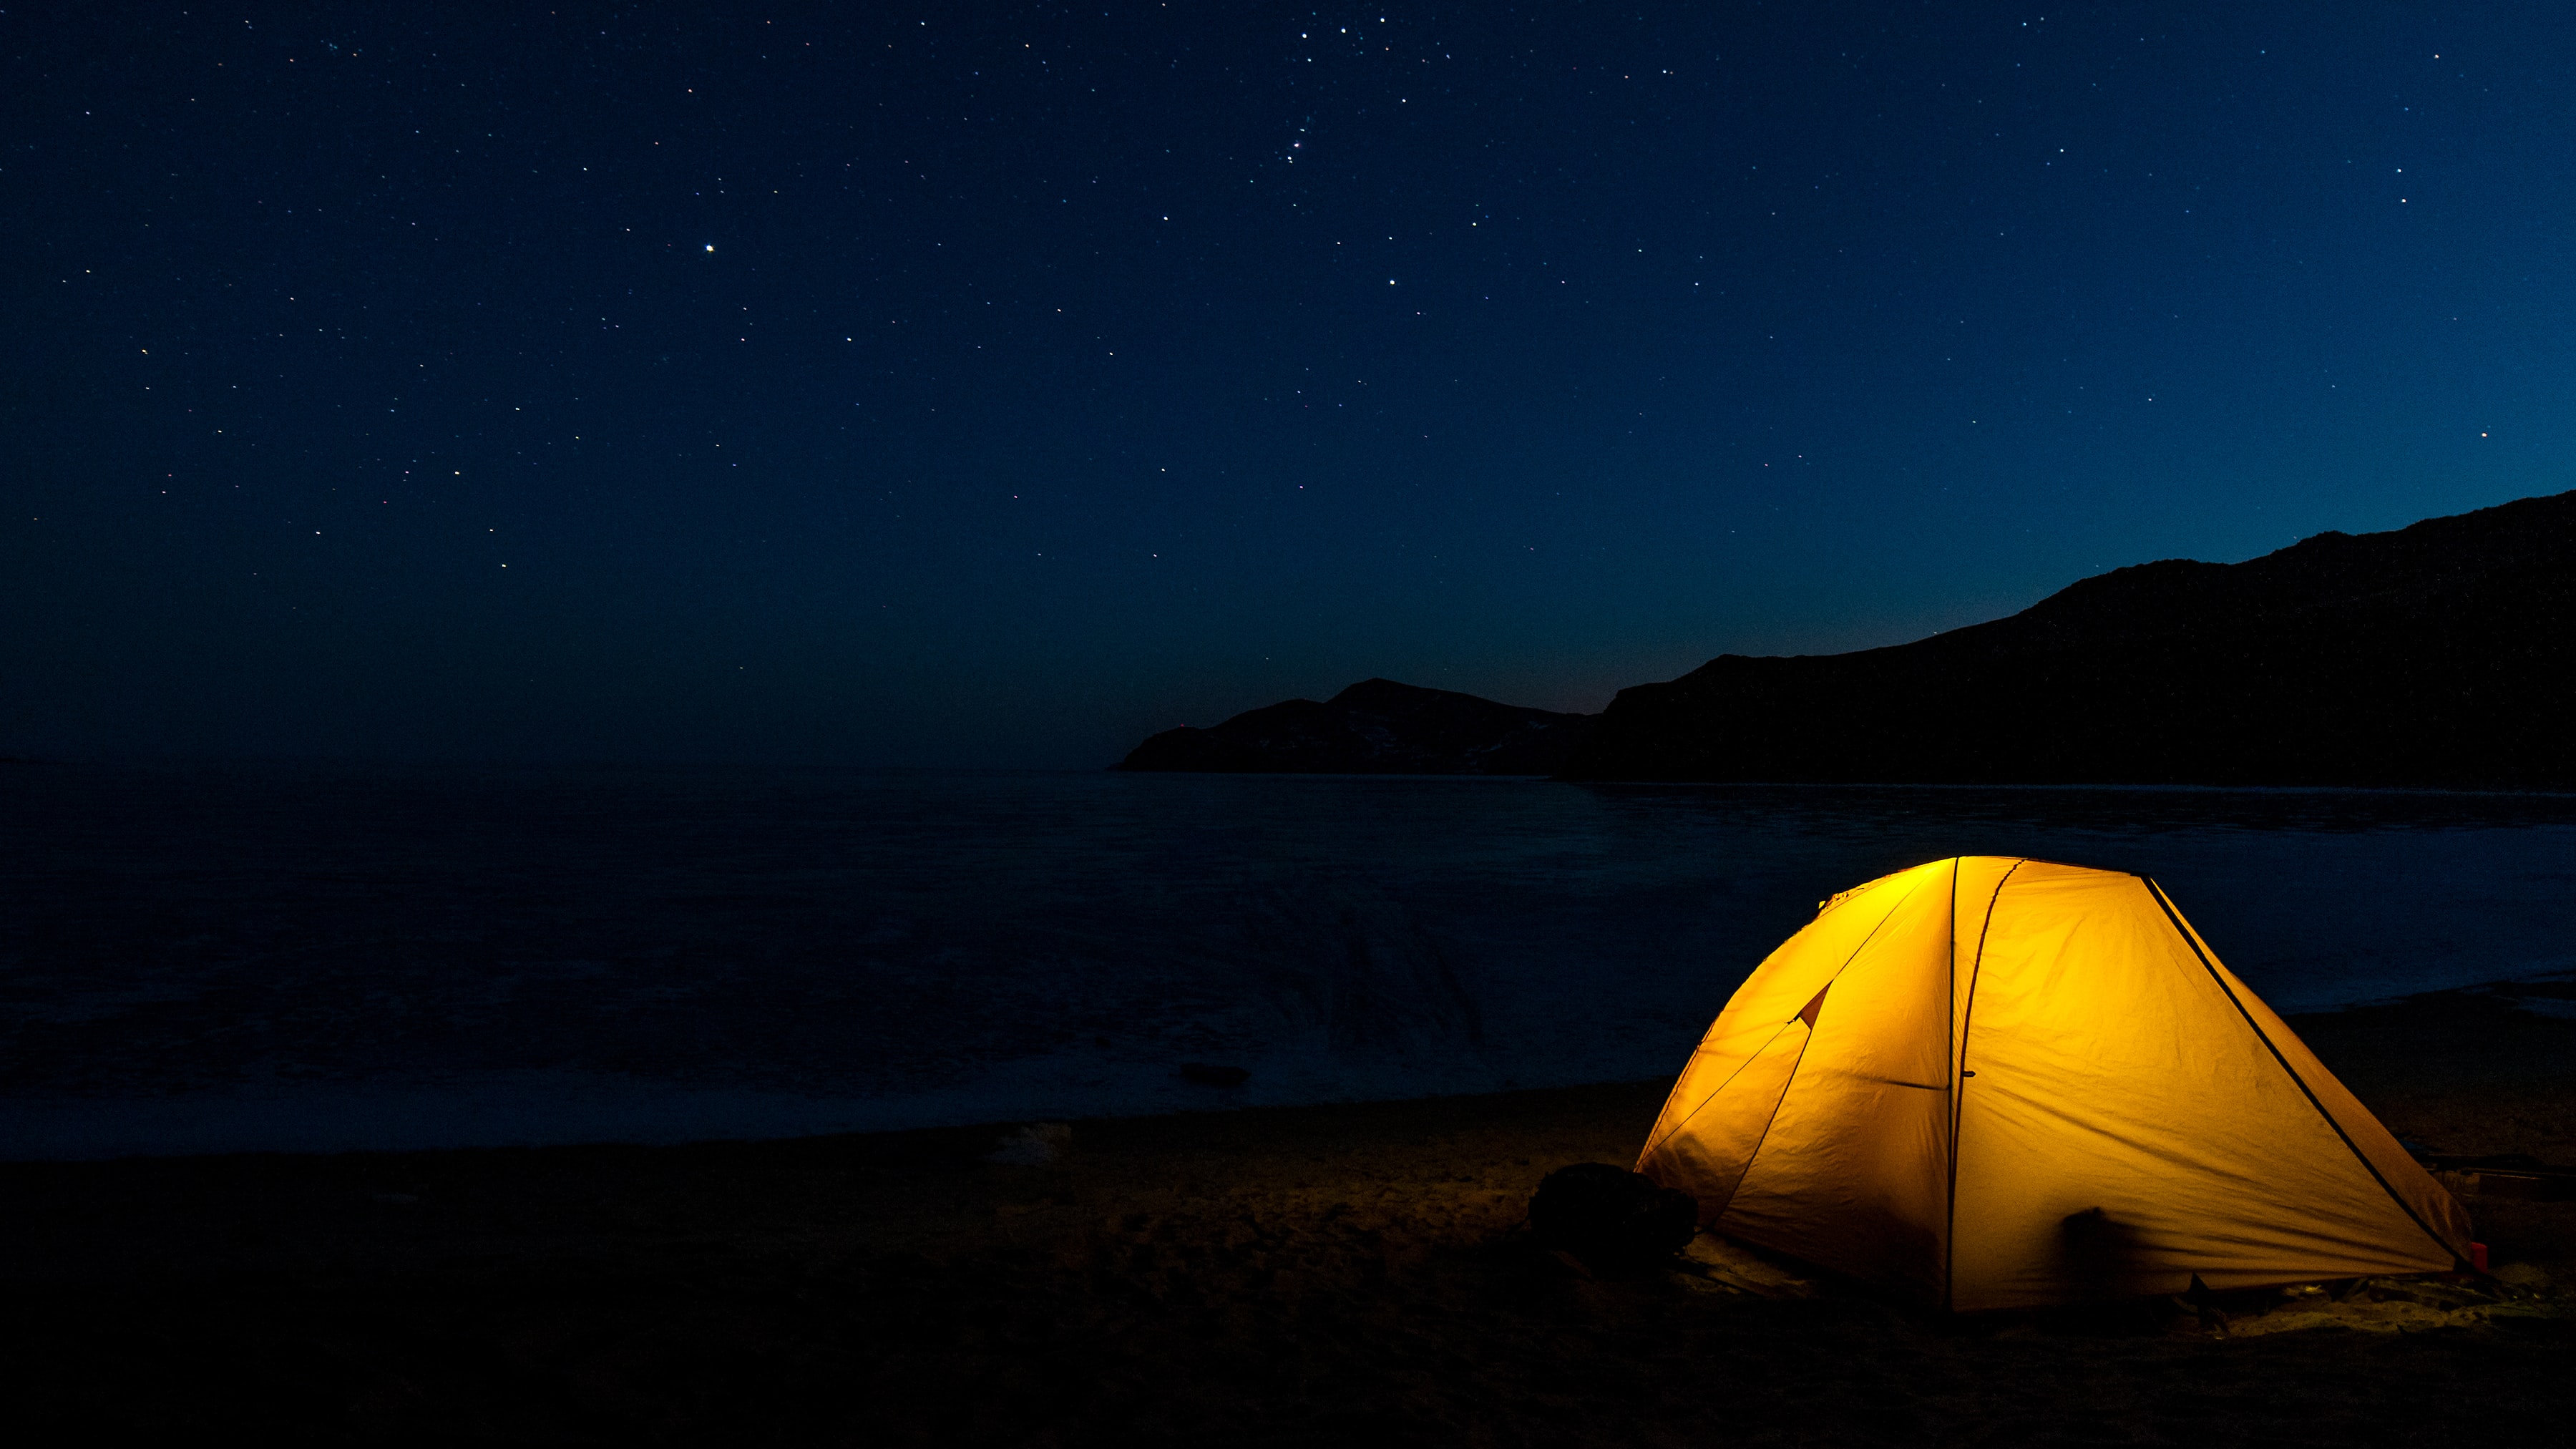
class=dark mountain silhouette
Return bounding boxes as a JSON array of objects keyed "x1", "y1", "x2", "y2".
[
  {"x1": 1119, "y1": 678, "x2": 1595, "y2": 776},
  {"x1": 1563, "y1": 489, "x2": 2576, "y2": 788}
]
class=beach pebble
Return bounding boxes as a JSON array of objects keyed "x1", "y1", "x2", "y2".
[{"x1": 987, "y1": 1122, "x2": 1073, "y2": 1166}]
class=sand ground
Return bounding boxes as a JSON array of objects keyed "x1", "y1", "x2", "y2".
[{"x1": 4, "y1": 995, "x2": 2574, "y2": 1445}]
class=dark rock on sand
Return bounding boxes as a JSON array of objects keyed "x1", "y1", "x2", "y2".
[
  {"x1": 1119, "y1": 677, "x2": 1595, "y2": 776},
  {"x1": 1529, "y1": 1161, "x2": 1699, "y2": 1271},
  {"x1": 1566, "y1": 489, "x2": 2576, "y2": 789}
]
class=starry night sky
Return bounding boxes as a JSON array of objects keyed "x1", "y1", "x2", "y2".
[{"x1": 8, "y1": 4, "x2": 2572, "y2": 766}]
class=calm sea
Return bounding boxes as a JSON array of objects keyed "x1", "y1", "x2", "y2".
[{"x1": 4, "y1": 763, "x2": 2572, "y2": 1160}]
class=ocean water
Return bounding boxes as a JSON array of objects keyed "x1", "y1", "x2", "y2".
[{"x1": 4, "y1": 763, "x2": 2573, "y2": 1161}]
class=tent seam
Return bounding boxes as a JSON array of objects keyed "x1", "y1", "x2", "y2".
[
  {"x1": 1639, "y1": 871, "x2": 1938, "y2": 1158},
  {"x1": 1942, "y1": 857, "x2": 1957, "y2": 1310},
  {"x1": 1944, "y1": 857, "x2": 2024, "y2": 1314},
  {"x1": 1636, "y1": 1015, "x2": 1800, "y2": 1160},
  {"x1": 1709, "y1": 1020, "x2": 1820, "y2": 1224},
  {"x1": 2140, "y1": 875, "x2": 2457, "y2": 1264}
]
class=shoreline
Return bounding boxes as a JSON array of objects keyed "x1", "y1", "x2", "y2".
[
  {"x1": 7, "y1": 992, "x2": 2576, "y2": 1440},
  {"x1": 9, "y1": 977, "x2": 2575, "y2": 1171}
]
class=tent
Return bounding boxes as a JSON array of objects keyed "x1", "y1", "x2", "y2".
[{"x1": 1636, "y1": 857, "x2": 2472, "y2": 1311}]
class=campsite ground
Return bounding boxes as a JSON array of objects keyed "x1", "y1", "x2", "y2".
[{"x1": 5, "y1": 994, "x2": 2575, "y2": 1445}]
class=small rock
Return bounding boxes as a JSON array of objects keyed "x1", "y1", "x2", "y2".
[
  {"x1": 2493, "y1": 1261, "x2": 2552, "y2": 1289},
  {"x1": 987, "y1": 1122, "x2": 1073, "y2": 1166}
]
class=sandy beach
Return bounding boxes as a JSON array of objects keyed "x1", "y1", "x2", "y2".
[{"x1": 6, "y1": 991, "x2": 2574, "y2": 1445}]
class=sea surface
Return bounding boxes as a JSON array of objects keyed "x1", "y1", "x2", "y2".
[{"x1": 4, "y1": 762, "x2": 2574, "y2": 1161}]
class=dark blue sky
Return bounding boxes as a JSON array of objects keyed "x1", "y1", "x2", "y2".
[{"x1": 8, "y1": 3, "x2": 2571, "y2": 766}]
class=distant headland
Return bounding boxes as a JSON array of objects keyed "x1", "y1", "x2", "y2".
[
  {"x1": 1118, "y1": 677, "x2": 1594, "y2": 776},
  {"x1": 1119, "y1": 489, "x2": 2576, "y2": 789}
]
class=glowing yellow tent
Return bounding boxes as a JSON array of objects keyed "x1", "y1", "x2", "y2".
[{"x1": 1636, "y1": 857, "x2": 2472, "y2": 1311}]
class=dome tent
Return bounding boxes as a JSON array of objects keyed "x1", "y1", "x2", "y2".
[{"x1": 1636, "y1": 857, "x2": 2472, "y2": 1312}]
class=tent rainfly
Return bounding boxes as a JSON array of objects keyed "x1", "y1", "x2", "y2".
[{"x1": 1636, "y1": 857, "x2": 2473, "y2": 1312}]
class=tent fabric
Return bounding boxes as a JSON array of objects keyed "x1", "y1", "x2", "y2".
[{"x1": 1636, "y1": 857, "x2": 2472, "y2": 1312}]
